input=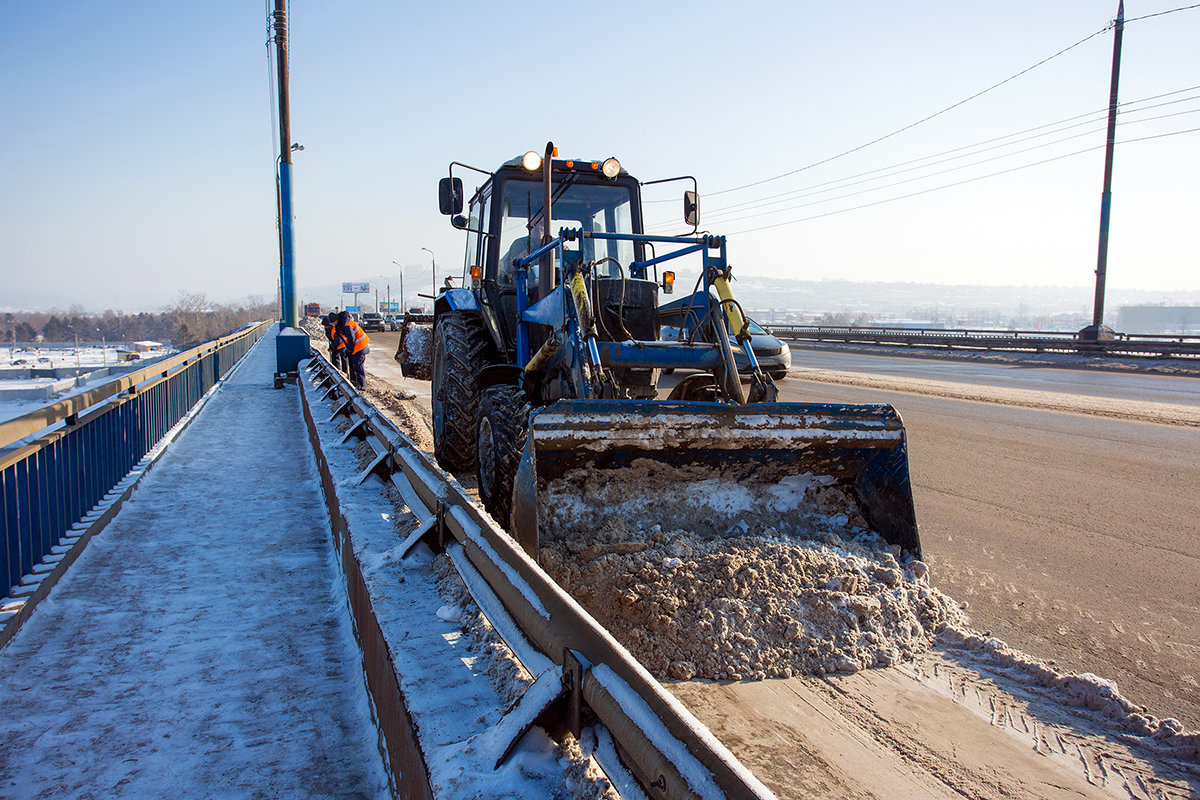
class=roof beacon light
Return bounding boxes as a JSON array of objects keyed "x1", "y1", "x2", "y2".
[
  {"x1": 522, "y1": 151, "x2": 542, "y2": 171},
  {"x1": 601, "y1": 157, "x2": 621, "y2": 178}
]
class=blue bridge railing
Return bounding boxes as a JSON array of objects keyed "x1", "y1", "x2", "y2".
[{"x1": 1, "y1": 321, "x2": 273, "y2": 598}]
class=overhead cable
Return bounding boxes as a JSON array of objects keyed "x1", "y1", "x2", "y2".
[{"x1": 718, "y1": 127, "x2": 1200, "y2": 236}]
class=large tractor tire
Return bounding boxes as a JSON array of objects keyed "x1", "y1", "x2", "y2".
[
  {"x1": 431, "y1": 312, "x2": 488, "y2": 471},
  {"x1": 475, "y1": 384, "x2": 530, "y2": 529}
]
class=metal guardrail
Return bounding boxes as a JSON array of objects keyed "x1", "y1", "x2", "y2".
[
  {"x1": 300, "y1": 353, "x2": 772, "y2": 800},
  {"x1": 1, "y1": 321, "x2": 273, "y2": 597},
  {"x1": 767, "y1": 325, "x2": 1200, "y2": 358}
]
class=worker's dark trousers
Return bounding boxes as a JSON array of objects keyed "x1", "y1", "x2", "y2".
[
  {"x1": 330, "y1": 347, "x2": 348, "y2": 374},
  {"x1": 349, "y1": 347, "x2": 368, "y2": 389}
]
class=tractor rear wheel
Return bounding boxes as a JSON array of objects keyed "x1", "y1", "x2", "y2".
[
  {"x1": 432, "y1": 312, "x2": 488, "y2": 471},
  {"x1": 476, "y1": 384, "x2": 530, "y2": 529}
]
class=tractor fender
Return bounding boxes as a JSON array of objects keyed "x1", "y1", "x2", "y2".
[
  {"x1": 478, "y1": 364, "x2": 523, "y2": 392},
  {"x1": 434, "y1": 288, "x2": 480, "y2": 318}
]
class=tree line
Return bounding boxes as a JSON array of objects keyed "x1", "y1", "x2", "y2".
[{"x1": 4, "y1": 293, "x2": 276, "y2": 350}]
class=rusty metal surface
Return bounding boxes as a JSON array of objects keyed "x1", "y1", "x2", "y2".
[{"x1": 300, "y1": 354, "x2": 775, "y2": 800}]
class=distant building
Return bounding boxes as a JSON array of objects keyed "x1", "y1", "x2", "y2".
[{"x1": 1116, "y1": 306, "x2": 1200, "y2": 335}]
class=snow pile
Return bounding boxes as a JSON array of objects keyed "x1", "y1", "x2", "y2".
[
  {"x1": 362, "y1": 376, "x2": 434, "y2": 451},
  {"x1": 538, "y1": 463, "x2": 963, "y2": 681},
  {"x1": 398, "y1": 323, "x2": 432, "y2": 380},
  {"x1": 430, "y1": 553, "x2": 536, "y2": 708},
  {"x1": 939, "y1": 627, "x2": 1200, "y2": 761}
]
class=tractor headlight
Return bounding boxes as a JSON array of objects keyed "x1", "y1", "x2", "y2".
[
  {"x1": 601, "y1": 157, "x2": 621, "y2": 178},
  {"x1": 522, "y1": 151, "x2": 542, "y2": 171}
]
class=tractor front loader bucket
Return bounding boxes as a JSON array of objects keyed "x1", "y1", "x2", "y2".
[{"x1": 510, "y1": 399, "x2": 921, "y2": 562}]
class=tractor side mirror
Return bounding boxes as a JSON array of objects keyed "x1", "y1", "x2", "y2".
[
  {"x1": 439, "y1": 177, "x2": 464, "y2": 215},
  {"x1": 451, "y1": 214, "x2": 468, "y2": 230},
  {"x1": 683, "y1": 190, "x2": 699, "y2": 226}
]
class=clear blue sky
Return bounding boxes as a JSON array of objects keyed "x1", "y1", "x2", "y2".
[{"x1": 1, "y1": 1, "x2": 1197, "y2": 312}]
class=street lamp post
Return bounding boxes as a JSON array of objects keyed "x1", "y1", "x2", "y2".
[
  {"x1": 391, "y1": 261, "x2": 405, "y2": 312},
  {"x1": 370, "y1": 278, "x2": 391, "y2": 313},
  {"x1": 421, "y1": 247, "x2": 436, "y2": 297}
]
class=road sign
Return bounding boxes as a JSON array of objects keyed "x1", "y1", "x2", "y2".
[{"x1": 345, "y1": 305, "x2": 361, "y2": 315}]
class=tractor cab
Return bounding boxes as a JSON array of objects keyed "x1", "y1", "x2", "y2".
[
  {"x1": 441, "y1": 154, "x2": 660, "y2": 365},
  {"x1": 439, "y1": 151, "x2": 690, "y2": 403}
]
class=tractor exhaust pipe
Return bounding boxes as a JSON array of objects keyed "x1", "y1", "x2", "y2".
[{"x1": 540, "y1": 141, "x2": 556, "y2": 298}]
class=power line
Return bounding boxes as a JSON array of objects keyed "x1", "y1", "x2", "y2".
[
  {"x1": 653, "y1": 5, "x2": 1199, "y2": 206},
  {"x1": 1126, "y1": 2, "x2": 1200, "y2": 23},
  {"x1": 698, "y1": 105, "x2": 1200, "y2": 226},
  {"x1": 702, "y1": 25, "x2": 1112, "y2": 198},
  {"x1": 718, "y1": 127, "x2": 1200, "y2": 236},
  {"x1": 647, "y1": 87, "x2": 1200, "y2": 229}
]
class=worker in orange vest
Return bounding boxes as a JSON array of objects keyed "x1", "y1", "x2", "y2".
[
  {"x1": 322, "y1": 312, "x2": 348, "y2": 374},
  {"x1": 337, "y1": 310, "x2": 370, "y2": 389}
]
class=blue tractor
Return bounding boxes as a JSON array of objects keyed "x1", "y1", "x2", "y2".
[{"x1": 433, "y1": 143, "x2": 921, "y2": 560}]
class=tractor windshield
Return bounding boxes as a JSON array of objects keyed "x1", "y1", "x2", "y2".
[{"x1": 496, "y1": 178, "x2": 636, "y2": 286}]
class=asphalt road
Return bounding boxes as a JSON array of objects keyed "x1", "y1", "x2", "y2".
[
  {"x1": 364, "y1": 330, "x2": 1200, "y2": 730},
  {"x1": 775, "y1": 348, "x2": 1200, "y2": 731},
  {"x1": 780, "y1": 344, "x2": 1200, "y2": 406}
]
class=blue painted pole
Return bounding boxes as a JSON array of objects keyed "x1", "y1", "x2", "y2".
[{"x1": 278, "y1": 158, "x2": 297, "y2": 328}]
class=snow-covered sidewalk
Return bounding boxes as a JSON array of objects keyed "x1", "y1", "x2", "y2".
[{"x1": 0, "y1": 332, "x2": 389, "y2": 799}]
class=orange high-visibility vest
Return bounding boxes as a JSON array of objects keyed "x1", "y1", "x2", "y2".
[{"x1": 344, "y1": 320, "x2": 369, "y2": 354}]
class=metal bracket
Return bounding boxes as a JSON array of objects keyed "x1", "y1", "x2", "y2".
[
  {"x1": 328, "y1": 399, "x2": 352, "y2": 421},
  {"x1": 563, "y1": 648, "x2": 587, "y2": 739},
  {"x1": 481, "y1": 649, "x2": 591, "y2": 770},
  {"x1": 396, "y1": 516, "x2": 439, "y2": 559},
  {"x1": 339, "y1": 417, "x2": 368, "y2": 444},
  {"x1": 480, "y1": 666, "x2": 566, "y2": 769},
  {"x1": 435, "y1": 499, "x2": 449, "y2": 550},
  {"x1": 355, "y1": 449, "x2": 392, "y2": 485}
]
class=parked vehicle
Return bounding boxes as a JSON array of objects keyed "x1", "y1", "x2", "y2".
[{"x1": 659, "y1": 294, "x2": 791, "y2": 379}]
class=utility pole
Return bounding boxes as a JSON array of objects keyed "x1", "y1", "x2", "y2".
[
  {"x1": 273, "y1": 0, "x2": 298, "y2": 330},
  {"x1": 392, "y1": 261, "x2": 405, "y2": 311},
  {"x1": 422, "y1": 248, "x2": 437, "y2": 296},
  {"x1": 270, "y1": 0, "x2": 310, "y2": 379},
  {"x1": 1083, "y1": 0, "x2": 1124, "y2": 341}
]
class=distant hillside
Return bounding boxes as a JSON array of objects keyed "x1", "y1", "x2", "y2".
[{"x1": 729, "y1": 276, "x2": 1200, "y2": 328}]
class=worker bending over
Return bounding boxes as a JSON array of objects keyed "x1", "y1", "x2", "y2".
[
  {"x1": 337, "y1": 310, "x2": 370, "y2": 389},
  {"x1": 322, "y1": 312, "x2": 349, "y2": 373}
]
